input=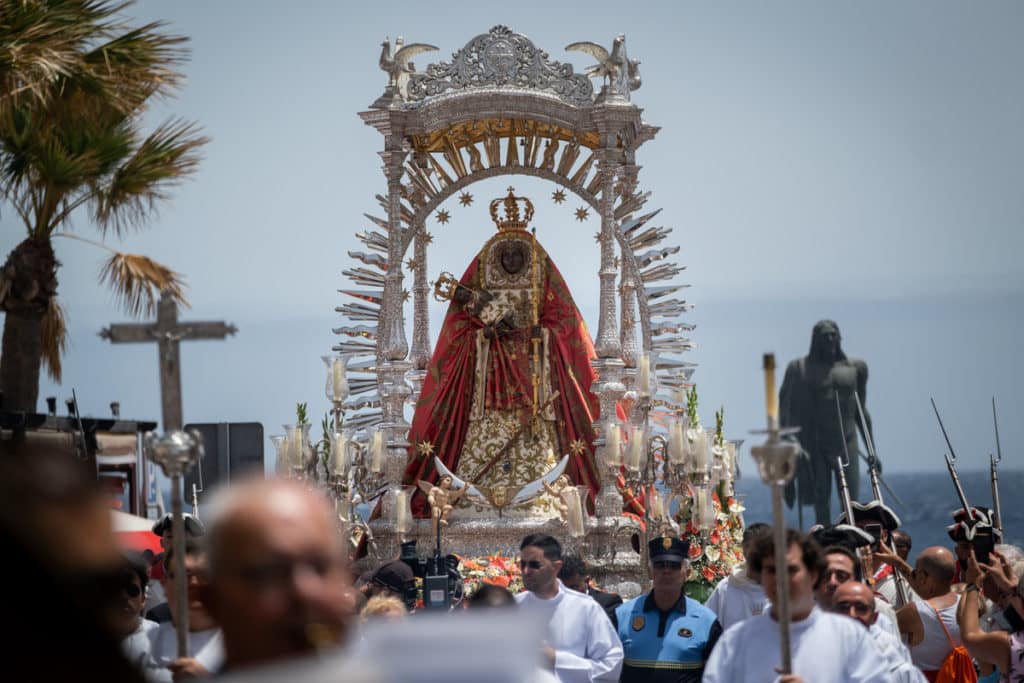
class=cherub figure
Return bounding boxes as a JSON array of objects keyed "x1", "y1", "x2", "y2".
[
  {"x1": 417, "y1": 475, "x2": 465, "y2": 537},
  {"x1": 542, "y1": 474, "x2": 573, "y2": 523}
]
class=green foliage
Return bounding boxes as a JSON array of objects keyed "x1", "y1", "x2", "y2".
[
  {"x1": 686, "y1": 385, "x2": 699, "y2": 430},
  {"x1": 714, "y1": 406, "x2": 725, "y2": 447},
  {"x1": 296, "y1": 402, "x2": 309, "y2": 427}
]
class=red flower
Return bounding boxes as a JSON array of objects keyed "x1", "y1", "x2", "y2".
[
  {"x1": 702, "y1": 566, "x2": 716, "y2": 582},
  {"x1": 688, "y1": 543, "x2": 702, "y2": 560}
]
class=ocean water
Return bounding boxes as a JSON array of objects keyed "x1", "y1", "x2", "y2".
[{"x1": 734, "y1": 469, "x2": 1024, "y2": 560}]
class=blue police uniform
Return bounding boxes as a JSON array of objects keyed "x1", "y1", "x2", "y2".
[{"x1": 615, "y1": 536, "x2": 723, "y2": 683}]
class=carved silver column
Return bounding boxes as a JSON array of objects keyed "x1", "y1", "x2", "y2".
[
  {"x1": 592, "y1": 133, "x2": 621, "y2": 359},
  {"x1": 407, "y1": 226, "x2": 431, "y2": 403},
  {"x1": 619, "y1": 258, "x2": 638, "y2": 370}
]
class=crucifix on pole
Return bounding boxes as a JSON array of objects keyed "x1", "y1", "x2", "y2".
[
  {"x1": 100, "y1": 290, "x2": 236, "y2": 658},
  {"x1": 99, "y1": 290, "x2": 237, "y2": 432}
]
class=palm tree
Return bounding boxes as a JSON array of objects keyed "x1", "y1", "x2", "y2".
[{"x1": 0, "y1": 0, "x2": 206, "y2": 412}]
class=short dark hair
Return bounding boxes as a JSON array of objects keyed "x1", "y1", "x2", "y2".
[
  {"x1": 891, "y1": 530, "x2": 912, "y2": 549},
  {"x1": 123, "y1": 552, "x2": 150, "y2": 589},
  {"x1": 748, "y1": 529, "x2": 826, "y2": 587},
  {"x1": 468, "y1": 583, "x2": 516, "y2": 609},
  {"x1": 822, "y1": 544, "x2": 863, "y2": 582},
  {"x1": 743, "y1": 523, "x2": 772, "y2": 547},
  {"x1": 558, "y1": 554, "x2": 587, "y2": 581},
  {"x1": 520, "y1": 534, "x2": 562, "y2": 561}
]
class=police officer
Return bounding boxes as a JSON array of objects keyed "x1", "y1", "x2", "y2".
[{"x1": 615, "y1": 535, "x2": 722, "y2": 683}]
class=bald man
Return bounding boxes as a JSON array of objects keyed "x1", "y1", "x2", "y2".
[
  {"x1": 895, "y1": 547, "x2": 962, "y2": 679},
  {"x1": 199, "y1": 479, "x2": 357, "y2": 672},
  {"x1": 833, "y1": 582, "x2": 925, "y2": 683}
]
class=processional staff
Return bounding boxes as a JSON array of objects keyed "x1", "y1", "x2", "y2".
[
  {"x1": 751, "y1": 354, "x2": 800, "y2": 675},
  {"x1": 930, "y1": 398, "x2": 975, "y2": 520},
  {"x1": 100, "y1": 290, "x2": 236, "y2": 658}
]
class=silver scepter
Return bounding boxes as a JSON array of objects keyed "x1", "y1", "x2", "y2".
[
  {"x1": 145, "y1": 430, "x2": 203, "y2": 659},
  {"x1": 750, "y1": 353, "x2": 800, "y2": 675}
]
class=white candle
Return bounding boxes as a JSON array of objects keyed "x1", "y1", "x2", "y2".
[
  {"x1": 604, "y1": 422, "x2": 621, "y2": 467},
  {"x1": 331, "y1": 432, "x2": 348, "y2": 476},
  {"x1": 396, "y1": 488, "x2": 411, "y2": 535},
  {"x1": 648, "y1": 487, "x2": 664, "y2": 520},
  {"x1": 689, "y1": 428, "x2": 708, "y2": 471},
  {"x1": 637, "y1": 353, "x2": 651, "y2": 397},
  {"x1": 289, "y1": 426, "x2": 304, "y2": 469},
  {"x1": 566, "y1": 487, "x2": 585, "y2": 538},
  {"x1": 694, "y1": 488, "x2": 709, "y2": 529},
  {"x1": 370, "y1": 431, "x2": 385, "y2": 473},
  {"x1": 724, "y1": 442, "x2": 736, "y2": 482},
  {"x1": 668, "y1": 419, "x2": 685, "y2": 464},
  {"x1": 627, "y1": 425, "x2": 645, "y2": 472},
  {"x1": 332, "y1": 357, "x2": 348, "y2": 401}
]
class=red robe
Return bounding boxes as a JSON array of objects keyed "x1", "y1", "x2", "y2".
[{"x1": 403, "y1": 234, "x2": 601, "y2": 517}]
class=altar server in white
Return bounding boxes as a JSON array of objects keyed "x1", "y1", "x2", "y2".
[
  {"x1": 515, "y1": 533, "x2": 623, "y2": 682},
  {"x1": 704, "y1": 529, "x2": 889, "y2": 683}
]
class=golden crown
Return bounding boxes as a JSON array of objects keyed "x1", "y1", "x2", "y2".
[{"x1": 489, "y1": 187, "x2": 534, "y2": 231}]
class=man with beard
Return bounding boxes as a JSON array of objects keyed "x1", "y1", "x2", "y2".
[
  {"x1": 781, "y1": 320, "x2": 872, "y2": 526},
  {"x1": 515, "y1": 533, "x2": 623, "y2": 682}
]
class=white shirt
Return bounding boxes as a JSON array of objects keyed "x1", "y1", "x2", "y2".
[
  {"x1": 868, "y1": 619, "x2": 927, "y2": 683},
  {"x1": 703, "y1": 606, "x2": 889, "y2": 683},
  {"x1": 704, "y1": 567, "x2": 768, "y2": 630},
  {"x1": 144, "y1": 623, "x2": 224, "y2": 682},
  {"x1": 516, "y1": 580, "x2": 623, "y2": 682},
  {"x1": 122, "y1": 618, "x2": 159, "y2": 670}
]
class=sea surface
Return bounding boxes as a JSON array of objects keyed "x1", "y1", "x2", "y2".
[{"x1": 734, "y1": 469, "x2": 1024, "y2": 561}]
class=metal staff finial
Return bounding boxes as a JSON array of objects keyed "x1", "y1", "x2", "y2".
[{"x1": 750, "y1": 353, "x2": 799, "y2": 675}]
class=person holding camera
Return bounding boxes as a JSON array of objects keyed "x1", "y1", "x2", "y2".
[{"x1": 958, "y1": 548, "x2": 1024, "y2": 682}]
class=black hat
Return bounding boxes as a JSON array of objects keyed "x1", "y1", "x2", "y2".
[
  {"x1": 833, "y1": 500, "x2": 901, "y2": 531},
  {"x1": 648, "y1": 536, "x2": 689, "y2": 563},
  {"x1": 946, "y1": 507, "x2": 1002, "y2": 543},
  {"x1": 811, "y1": 524, "x2": 873, "y2": 551},
  {"x1": 151, "y1": 513, "x2": 205, "y2": 537},
  {"x1": 371, "y1": 560, "x2": 415, "y2": 593}
]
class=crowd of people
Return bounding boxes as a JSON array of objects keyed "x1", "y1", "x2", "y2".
[{"x1": 2, "y1": 445, "x2": 1021, "y2": 682}]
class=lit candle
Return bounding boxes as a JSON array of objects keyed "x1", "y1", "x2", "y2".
[
  {"x1": 763, "y1": 353, "x2": 778, "y2": 425},
  {"x1": 566, "y1": 487, "x2": 585, "y2": 538},
  {"x1": 332, "y1": 432, "x2": 348, "y2": 476},
  {"x1": 604, "y1": 422, "x2": 622, "y2": 467},
  {"x1": 396, "y1": 488, "x2": 411, "y2": 535},
  {"x1": 627, "y1": 425, "x2": 645, "y2": 472},
  {"x1": 332, "y1": 357, "x2": 349, "y2": 401},
  {"x1": 370, "y1": 431, "x2": 385, "y2": 473},
  {"x1": 668, "y1": 419, "x2": 685, "y2": 464}
]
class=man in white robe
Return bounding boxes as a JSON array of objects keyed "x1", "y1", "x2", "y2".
[
  {"x1": 515, "y1": 533, "x2": 623, "y2": 682},
  {"x1": 705, "y1": 522, "x2": 771, "y2": 630},
  {"x1": 704, "y1": 529, "x2": 889, "y2": 683}
]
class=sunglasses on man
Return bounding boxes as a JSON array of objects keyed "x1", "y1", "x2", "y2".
[
  {"x1": 519, "y1": 559, "x2": 544, "y2": 570},
  {"x1": 834, "y1": 600, "x2": 873, "y2": 615}
]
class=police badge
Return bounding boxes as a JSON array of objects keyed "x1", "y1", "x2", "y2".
[{"x1": 631, "y1": 615, "x2": 645, "y2": 631}]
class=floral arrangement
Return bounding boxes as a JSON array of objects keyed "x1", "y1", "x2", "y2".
[
  {"x1": 457, "y1": 553, "x2": 524, "y2": 597},
  {"x1": 679, "y1": 490, "x2": 746, "y2": 603}
]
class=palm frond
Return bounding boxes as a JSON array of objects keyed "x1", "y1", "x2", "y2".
[
  {"x1": 98, "y1": 250, "x2": 188, "y2": 317},
  {"x1": 40, "y1": 296, "x2": 68, "y2": 382},
  {"x1": 93, "y1": 117, "x2": 206, "y2": 235},
  {"x1": 82, "y1": 21, "x2": 189, "y2": 111}
]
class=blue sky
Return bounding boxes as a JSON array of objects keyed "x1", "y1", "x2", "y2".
[{"x1": 1, "y1": 1, "x2": 1021, "y2": 480}]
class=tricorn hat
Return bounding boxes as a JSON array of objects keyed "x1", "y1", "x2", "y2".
[
  {"x1": 833, "y1": 500, "x2": 901, "y2": 531},
  {"x1": 151, "y1": 513, "x2": 205, "y2": 537},
  {"x1": 811, "y1": 524, "x2": 874, "y2": 551}
]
